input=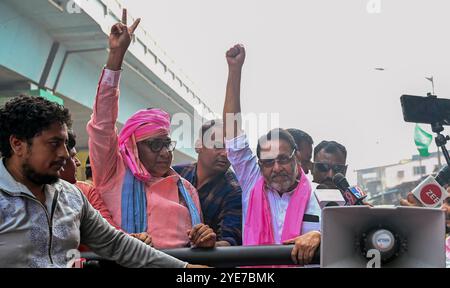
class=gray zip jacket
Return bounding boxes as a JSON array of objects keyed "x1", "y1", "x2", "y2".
[{"x1": 0, "y1": 159, "x2": 187, "y2": 268}]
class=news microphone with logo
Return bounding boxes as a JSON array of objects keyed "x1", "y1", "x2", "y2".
[
  {"x1": 332, "y1": 173, "x2": 368, "y2": 206},
  {"x1": 412, "y1": 165, "x2": 450, "y2": 208},
  {"x1": 314, "y1": 184, "x2": 346, "y2": 209}
]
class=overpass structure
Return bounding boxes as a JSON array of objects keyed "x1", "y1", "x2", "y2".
[{"x1": 0, "y1": 0, "x2": 214, "y2": 170}]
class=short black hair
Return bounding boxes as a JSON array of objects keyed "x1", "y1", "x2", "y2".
[
  {"x1": 0, "y1": 95, "x2": 72, "y2": 158},
  {"x1": 256, "y1": 128, "x2": 297, "y2": 159},
  {"x1": 313, "y1": 140, "x2": 347, "y2": 160},
  {"x1": 199, "y1": 119, "x2": 223, "y2": 140},
  {"x1": 67, "y1": 130, "x2": 76, "y2": 150},
  {"x1": 287, "y1": 128, "x2": 313, "y2": 148}
]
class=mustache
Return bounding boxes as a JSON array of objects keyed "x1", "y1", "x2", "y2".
[
  {"x1": 270, "y1": 165, "x2": 298, "y2": 180},
  {"x1": 271, "y1": 172, "x2": 290, "y2": 179}
]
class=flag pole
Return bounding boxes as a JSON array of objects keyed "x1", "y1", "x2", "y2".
[
  {"x1": 419, "y1": 155, "x2": 423, "y2": 178},
  {"x1": 437, "y1": 146, "x2": 442, "y2": 169},
  {"x1": 425, "y1": 76, "x2": 435, "y2": 95},
  {"x1": 425, "y1": 76, "x2": 440, "y2": 167},
  {"x1": 431, "y1": 78, "x2": 441, "y2": 168},
  {"x1": 432, "y1": 78, "x2": 435, "y2": 95}
]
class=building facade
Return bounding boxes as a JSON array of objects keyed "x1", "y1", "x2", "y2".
[{"x1": 357, "y1": 152, "x2": 446, "y2": 205}]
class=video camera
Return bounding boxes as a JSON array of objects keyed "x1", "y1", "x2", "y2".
[{"x1": 401, "y1": 94, "x2": 450, "y2": 166}]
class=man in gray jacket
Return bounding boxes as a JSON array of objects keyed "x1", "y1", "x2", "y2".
[{"x1": 0, "y1": 95, "x2": 201, "y2": 268}]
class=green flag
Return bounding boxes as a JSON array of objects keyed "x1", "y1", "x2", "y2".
[{"x1": 414, "y1": 124, "x2": 433, "y2": 157}]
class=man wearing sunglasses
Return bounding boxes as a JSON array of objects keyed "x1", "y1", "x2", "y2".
[
  {"x1": 311, "y1": 140, "x2": 348, "y2": 189},
  {"x1": 87, "y1": 11, "x2": 215, "y2": 250},
  {"x1": 223, "y1": 44, "x2": 321, "y2": 266}
]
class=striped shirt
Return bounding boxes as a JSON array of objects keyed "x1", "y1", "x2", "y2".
[
  {"x1": 173, "y1": 163, "x2": 243, "y2": 246},
  {"x1": 226, "y1": 134, "x2": 321, "y2": 244}
]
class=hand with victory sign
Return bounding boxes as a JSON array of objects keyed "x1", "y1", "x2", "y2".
[{"x1": 106, "y1": 8, "x2": 141, "y2": 71}]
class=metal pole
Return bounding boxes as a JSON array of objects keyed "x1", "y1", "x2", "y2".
[
  {"x1": 52, "y1": 48, "x2": 106, "y2": 92},
  {"x1": 81, "y1": 245, "x2": 320, "y2": 268},
  {"x1": 431, "y1": 78, "x2": 435, "y2": 95},
  {"x1": 437, "y1": 146, "x2": 442, "y2": 169}
]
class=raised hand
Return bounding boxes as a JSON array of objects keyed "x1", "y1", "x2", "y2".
[
  {"x1": 226, "y1": 44, "x2": 246, "y2": 70},
  {"x1": 109, "y1": 9, "x2": 140, "y2": 52},
  {"x1": 223, "y1": 44, "x2": 246, "y2": 139},
  {"x1": 106, "y1": 8, "x2": 141, "y2": 70}
]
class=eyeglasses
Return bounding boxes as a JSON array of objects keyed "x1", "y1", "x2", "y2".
[
  {"x1": 143, "y1": 139, "x2": 177, "y2": 153},
  {"x1": 258, "y1": 150, "x2": 296, "y2": 168},
  {"x1": 313, "y1": 162, "x2": 347, "y2": 174}
]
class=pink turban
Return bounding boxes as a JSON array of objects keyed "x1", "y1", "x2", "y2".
[{"x1": 118, "y1": 108, "x2": 171, "y2": 182}]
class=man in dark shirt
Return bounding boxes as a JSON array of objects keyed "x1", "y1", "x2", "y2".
[
  {"x1": 311, "y1": 140, "x2": 348, "y2": 189},
  {"x1": 174, "y1": 119, "x2": 242, "y2": 246},
  {"x1": 287, "y1": 128, "x2": 314, "y2": 175}
]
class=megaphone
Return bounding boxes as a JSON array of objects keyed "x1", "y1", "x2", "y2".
[{"x1": 321, "y1": 206, "x2": 446, "y2": 268}]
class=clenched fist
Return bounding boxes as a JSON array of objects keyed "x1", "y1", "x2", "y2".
[{"x1": 226, "y1": 44, "x2": 246, "y2": 70}]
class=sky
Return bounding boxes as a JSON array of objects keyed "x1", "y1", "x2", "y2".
[{"x1": 125, "y1": 0, "x2": 450, "y2": 183}]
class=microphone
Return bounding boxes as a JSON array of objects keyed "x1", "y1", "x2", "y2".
[
  {"x1": 411, "y1": 165, "x2": 450, "y2": 208},
  {"x1": 332, "y1": 173, "x2": 367, "y2": 206},
  {"x1": 314, "y1": 183, "x2": 346, "y2": 209}
]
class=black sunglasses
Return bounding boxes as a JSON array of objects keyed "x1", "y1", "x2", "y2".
[
  {"x1": 143, "y1": 139, "x2": 177, "y2": 153},
  {"x1": 259, "y1": 150, "x2": 296, "y2": 168},
  {"x1": 313, "y1": 162, "x2": 347, "y2": 174}
]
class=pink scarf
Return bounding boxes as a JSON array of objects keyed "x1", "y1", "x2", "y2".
[
  {"x1": 118, "y1": 108, "x2": 171, "y2": 182},
  {"x1": 244, "y1": 167, "x2": 311, "y2": 245}
]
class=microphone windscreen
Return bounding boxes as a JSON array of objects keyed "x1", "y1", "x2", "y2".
[{"x1": 333, "y1": 173, "x2": 350, "y2": 192}]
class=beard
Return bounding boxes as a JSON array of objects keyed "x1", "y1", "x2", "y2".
[
  {"x1": 269, "y1": 179, "x2": 295, "y2": 192},
  {"x1": 22, "y1": 161, "x2": 59, "y2": 185},
  {"x1": 268, "y1": 163, "x2": 299, "y2": 193}
]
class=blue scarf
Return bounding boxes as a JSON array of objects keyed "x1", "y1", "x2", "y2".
[
  {"x1": 177, "y1": 178, "x2": 201, "y2": 226},
  {"x1": 121, "y1": 168, "x2": 147, "y2": 233},
  {"x1": 121, "y1": 169, "x2": 201, "y2": 233}
]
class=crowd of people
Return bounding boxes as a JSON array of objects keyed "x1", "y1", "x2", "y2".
[{"x1": 0, "y1": 9, "x2": 449, "y2": 268}]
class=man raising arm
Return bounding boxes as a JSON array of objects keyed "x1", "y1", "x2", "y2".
[{"x1": 223, "y1": 44, "x2": 321, "y2": 265}]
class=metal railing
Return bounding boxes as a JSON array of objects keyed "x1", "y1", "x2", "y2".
[{"x1": 81, "y1": 245, "x2": 320, "y2": 268}]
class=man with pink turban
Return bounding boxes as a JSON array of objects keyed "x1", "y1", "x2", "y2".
[{"x1": 87, "y1": 10, "x2": 216, "y2": 249}]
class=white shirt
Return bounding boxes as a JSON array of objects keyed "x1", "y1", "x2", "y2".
[{"x1": 226, "y1": 134, "x2": 321, "y2": 244}]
